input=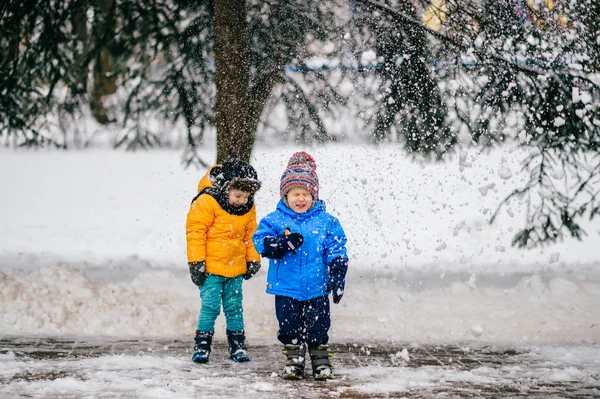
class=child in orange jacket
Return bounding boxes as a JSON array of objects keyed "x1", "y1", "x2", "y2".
[{"x1": 186, "y1": 159, "x2": 262, "y2": 364}]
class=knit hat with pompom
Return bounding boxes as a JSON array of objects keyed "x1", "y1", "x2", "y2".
[{"x1": 280, "y1": 152, "x2": 319, "y2": 200}]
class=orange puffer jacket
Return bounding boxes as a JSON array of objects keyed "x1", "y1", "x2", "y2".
[{"x1": 186, "y1": 167, "x2": 261, "y2": 278}]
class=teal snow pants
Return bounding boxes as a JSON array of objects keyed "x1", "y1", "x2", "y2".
[{"x1": 197, "y1": 274, "x2": 244, "y2": 332}]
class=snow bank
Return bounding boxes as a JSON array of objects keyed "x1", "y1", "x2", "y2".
[{"x1": 1, "y1": 263, "x2": 598, "y2": 342}]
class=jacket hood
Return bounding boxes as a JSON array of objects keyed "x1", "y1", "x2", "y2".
[
  {"x1": 197, "y1": 165, "x2": 221, "y2": 192},
  {"x1": 276, "y1": 198, "x2": 326, "y2": 219}
]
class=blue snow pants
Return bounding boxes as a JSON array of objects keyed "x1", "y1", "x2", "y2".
[
  {"x1": 197, "y1": 275, "x2": 244, "y2": 332},
  {"x1": 275, "y1": 295, "x2": 330, "y2": 347}
]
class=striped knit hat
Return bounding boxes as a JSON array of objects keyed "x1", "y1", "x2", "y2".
[{"x1": 280, "y1": 152, "x2": 319, "y2": 201}]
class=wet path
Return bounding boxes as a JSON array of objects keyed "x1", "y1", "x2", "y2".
[{"x1": 1, "y1": 337, "x2": 599, "y2": 398}]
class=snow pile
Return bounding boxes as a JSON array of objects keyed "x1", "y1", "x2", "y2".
[{"x1": 1, "y1": 263, "x2": 598, "y2": 342}]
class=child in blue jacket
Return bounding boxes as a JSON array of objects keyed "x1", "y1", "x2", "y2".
[{"x1": 253, "y1": 152, "x2": 349, "y2": 380}]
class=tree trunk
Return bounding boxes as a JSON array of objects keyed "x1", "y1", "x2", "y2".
[
  {"x1": 71, "y1": 0, "x2": 89, "y2": 95},
  {"x1": 213, "y1": 0, "x2": 252, "y2": 163},
  {"x1": 247, "y1": 71, "x2": 280, "y2": 142},
  {"x1": 91, "y1": 0, "x2": 116, "y2": 125}
]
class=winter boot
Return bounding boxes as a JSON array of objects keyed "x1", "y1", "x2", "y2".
[
  {"x1": 282, "y1": 343, "x2": 306, "y2": 380},
  {"x1": 226, "y1": 330, "x2": 250, "y2": 362},
  {"x1": 192, "y1": 330, "x2": 213, "y2": 364},
  {"x1": 309, "y1": 344, "x2": 333, "y2": 380}
]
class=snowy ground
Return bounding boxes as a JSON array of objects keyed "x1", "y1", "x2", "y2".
[
  {"x1": 1, "y1": 144, "x2": 599, "y2": 397},
  {"x1": 1, "y1": 336, "x2": 599, "y2": 398}
]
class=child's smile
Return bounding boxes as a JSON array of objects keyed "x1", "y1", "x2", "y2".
[
  {"x1": 228, "y1": 189, "x2": 250, "y2": 207},
  {"x1": 286, "y1": 187, "x2": 313, "y2": 214}
]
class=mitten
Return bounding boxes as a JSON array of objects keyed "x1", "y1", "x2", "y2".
[
  {"x1": 326, "y1": 272, "x2": 345, "y2": 304},
  {"x1": 244, "y1": 261, "x2": 261, "y2": 280},
  {"x1": 261, "y1": 228, "x2": 304, "y2": 259},
  {"x1": 189, "y1": 261, "x2": 208, "y2": 287},
  {"x1": 282, "y1": 231, "x2": 304, "y2": 254},
  {"x1": 326, "y1": 257, "x2": 348, "y2": 304}
]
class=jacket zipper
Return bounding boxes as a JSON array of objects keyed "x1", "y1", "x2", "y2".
[{"x1": 299, "y1": 220, "x2": 306, "y2": 299}]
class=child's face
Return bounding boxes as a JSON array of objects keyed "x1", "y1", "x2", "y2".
[
  {"x1": 228, "y1": 189, "x2": 250, "y2": 207},
  {"x1": 286, "y1": 187, "x2": 313, "y2": 214}
]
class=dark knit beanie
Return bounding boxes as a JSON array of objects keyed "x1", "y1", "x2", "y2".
[
  {"x1": 280, "y1": 152, "x2": 319, "y2": 200},
  {"x1": 219, "y1": 159, "x2": 261, "y2": 194}
]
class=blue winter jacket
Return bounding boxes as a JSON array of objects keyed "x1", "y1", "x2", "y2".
[{"x1": 253, "y1": 199, "x2": 348, "y2": 301}]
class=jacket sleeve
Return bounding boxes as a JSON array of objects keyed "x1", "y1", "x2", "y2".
[
  {"x1": 244, "y1": 206, "x2": 261, "y2": 263},
  {"x1": 323, "y1": 217, "x2": 348, "y2": 267},
  {"x1": 186, "y1": 195, "x2": 215, "y2": 263},
  {"x1": 252, "y1": 214, "x2": 279, "y2": 256}
]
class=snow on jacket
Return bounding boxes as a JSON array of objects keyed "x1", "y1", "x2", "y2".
[
  {"x1": 253, "y1": 199, "x2": 348, "y2": 301},
  {"x1": 186, "y1": 167, "x2": 261, "y2": 278}
]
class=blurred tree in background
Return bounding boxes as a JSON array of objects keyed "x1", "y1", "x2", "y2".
[
  {"x1": 350, "y1": 0, "x2": 456, "y2": 157},
  {"x1": 0, "y1": 0, "x2": 341, "y2": 165},
  {"x1": 347, "y1": 0, "x2": 599, "y2": 247},
  {"x1": 0, "y1": 0, "x2": 598, "y2": 247},
  {"x1": 423, "y1": 0, "x2": 600, "y2": 247}
]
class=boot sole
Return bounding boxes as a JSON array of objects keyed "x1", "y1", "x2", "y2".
[
  {"x1": 282, "y1": 373, "x2": 303, "y2": 380},
  {"x1": 282, "y1": 365, "x2": 304, "y2": 380},
  {"x1": 313, "y1": 366, "x2": 334, "y2": 380}
]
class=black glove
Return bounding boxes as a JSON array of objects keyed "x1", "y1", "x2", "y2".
[
  {"x1": 282, "y1": 232, "x2": 303, "y2": 254},
  {"x1": 326, "y1": 272, "x2": 345, "y2": 304},
  {"x1": 244, "y1": 261, "x2": 261, "y2": 280},
  {"x1": 189, "y1": 261, "x2": 208, "y2": 287},
  {"x1": 326, "y1": 257, "x2": 348, "y2": 304},
  {"x1": 261, "y1": 229, "x2": 304, "y2": 259}
]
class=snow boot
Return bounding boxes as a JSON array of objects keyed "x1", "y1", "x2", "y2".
[
  {"x1": 226, "y1": 330, "x2": 250, "y2": 362},
  {"x1": 309, "y1": 344, "x2": 333, "y2": 380},
  {"x1": 192, "y1": 330, "x2": 213, "y2": 364},
  {"x1": 282, "y1": 343, "x2": 306, "y2": 380}
]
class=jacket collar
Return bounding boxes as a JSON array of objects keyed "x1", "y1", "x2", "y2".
[
  {"x1": 276, "y1": 198, "x2": 326, "y2": 219},
  {"x1": 204, "y1": 188, "x2": 255, "y2": 216}
]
